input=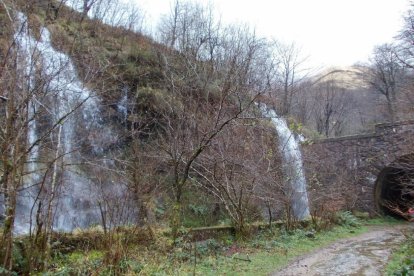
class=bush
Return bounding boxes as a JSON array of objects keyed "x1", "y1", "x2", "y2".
[
  {"x1": 390, "y1": 230, "x2": 414, "y2": 276},
  {"x1": 0, "y1": 267, "x2": 17, "y2": 276},
  {"x1": 393, "y1": 257, "x2": 414, "y2": 276},
  {"x1": 334, "y1": 211, "x2": 361, "y2": 227}
]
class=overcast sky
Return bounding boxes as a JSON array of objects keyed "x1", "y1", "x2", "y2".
[{"x1": 132, "y1": 0, "x2": 410, "y2": 69}]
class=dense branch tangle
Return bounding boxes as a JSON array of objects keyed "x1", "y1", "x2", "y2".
[{"x1": 150, "y1": 0, "x2": 279, "y2": 237}]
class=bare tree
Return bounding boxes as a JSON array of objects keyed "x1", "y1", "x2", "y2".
[
  {"x1": 0, "y1": 8, "x2": 102, "y2": 270},
  {"x1": 0, "y1": 11, "x2": 56, "y2": 269},
  {"x1": 66, "y1": 0, "x2": 144, "y2": 32},
  {"x1": 396, "y1": 3, "x2": 414, "y2": 70},
  {"x1": 365, "y1": 44, "x2": 405, "y2": 122},
  {"x1": 270, "y1": 41, "x2": 308, "y2": 115},
  {"x1": 158, "y1": 0, "x2": 220, "y2": 62},
  {"x1": 394, "y1": 5, "x2": 414, "y2": 120},
  {"x1": 312, "y1": 77, "x2": 355, "y2": 137},
  {"x1": 152, "y1": 1, "x2": 273, "y2": 237},
  {"x1": 192, "y1": 121, "x2": 278, "y2": 234}
]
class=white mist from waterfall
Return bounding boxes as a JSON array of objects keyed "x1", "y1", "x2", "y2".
[
  {"x1": 260, "y1": 104, "x2": 310, "y2": 220},
  {"x1": 13, "y1": 12, "x2": 104, "y2": 233}
]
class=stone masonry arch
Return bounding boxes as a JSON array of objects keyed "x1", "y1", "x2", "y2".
[{"x1": 303, "y1": 120, "x2": 414, "y2": 216}]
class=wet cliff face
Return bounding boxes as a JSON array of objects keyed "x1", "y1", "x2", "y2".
[{"x1": 8, "y1": 12, "x2": 138, "y2": 234}]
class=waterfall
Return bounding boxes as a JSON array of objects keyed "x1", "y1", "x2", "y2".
[
  {"x1": 117, "y1": 86, "x2": 129, "y2": 123},
  {"x1": 260, "y1": 104, "x2": 310, "y2": 220},
  {"x1": 13, "y1": 12, "x2": 42, "y2": 234},
  {"x1": 11, "y1": 12, "x2": 135, "y2": 234}
]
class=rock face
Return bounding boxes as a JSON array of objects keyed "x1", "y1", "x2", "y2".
[
  {"x1": 7, "y1": 12, "x2": 137, "y2": 234},
  {"x1": 303, "y1": 120, "x2": 414, "y2": 213}
]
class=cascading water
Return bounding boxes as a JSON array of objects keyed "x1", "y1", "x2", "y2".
[
  {"x1": 11, "y1": 12, "x2": 136, "y2": 233},
  {"x1": 13, "y1": 12, "x2": 43, "y2": 234},
  {"x1": 117, "y1": 86, "x2": 129, "y2": 123},
  {"x1": 260, "y1": 104, "x2": 310, "y2": 220}
]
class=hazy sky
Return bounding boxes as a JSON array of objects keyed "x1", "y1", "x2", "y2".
[{"x1": 132, "y1": 0, "x2": 410, "y2": 68}]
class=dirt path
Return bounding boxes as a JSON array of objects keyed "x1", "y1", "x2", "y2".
[{"x1": 272, "y1": 225, "x2": 412, "y2": 276}]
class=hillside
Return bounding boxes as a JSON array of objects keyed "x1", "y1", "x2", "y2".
[
  {"x1": 0, "y1": 0, "x2": 414, "y2": 274},
  {"x1": 0, "y1": 1, "x2": 288, "y2": 271}
]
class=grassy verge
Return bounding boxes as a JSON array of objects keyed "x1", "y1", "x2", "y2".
[
  {"x1": 384, "y1": 226, "x2": 414, "y2": 276},
  {"x1": 40, "y1": 216, "x2": 406, "y2": 275},
  {"x1": 47, "y1": 227, "x2": 369, "y2": 275},
  {"x1": 186, "y1": 225, "x2": 368, "y2": 276}
]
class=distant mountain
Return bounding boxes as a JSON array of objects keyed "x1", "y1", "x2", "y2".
[{"x1": 311, "y1": 66, "x2": 370, "y2": 90}]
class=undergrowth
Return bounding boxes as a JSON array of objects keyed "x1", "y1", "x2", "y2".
[
  {"x1": 3, "y1": 213, "x2": 404, "y2": 275},
  {"x1": 334, "y1": 210, "x2": 361, "y2": 227},
  {"x1": 37, "y1": 212, "x2": 377, "y2": 275},
  {"x1": 386, "y1": 228, "x2": 414, "y2": 276}
]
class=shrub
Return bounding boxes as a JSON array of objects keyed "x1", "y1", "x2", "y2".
[
  {"x1": 393, "y1": 257, "x2": 414, "y2": 276},
  {"x1": 390, "y1": 230, "x2": 414, "y2": 276},
  {"x1": 334, "y1": 211, "x2": 361, "y2": 227}
]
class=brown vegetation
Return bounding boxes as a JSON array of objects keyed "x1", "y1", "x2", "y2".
[{"x1": 0, "y1": 0, "x2": 413, "y2": 274}]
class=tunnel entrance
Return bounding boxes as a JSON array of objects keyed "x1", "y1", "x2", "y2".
[{"x1": 375, "y1": 155, "x2": 414, "y2": 219}]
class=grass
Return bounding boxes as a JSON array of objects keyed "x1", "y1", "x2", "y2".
[
  {"x1": 384, "y1": 226, "x2": 414, "y2": 276},
  {"x1": 181, "y1": 225, "x2": 369, "y2": 275},
  {"x1": 363, "y1": 216, "x2": 403, "y2": 226},
  {"x1": 37, "y1": 216, "x2": 408, "y2": 275}
]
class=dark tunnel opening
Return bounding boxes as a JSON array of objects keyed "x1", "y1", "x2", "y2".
[{"x1": 375, "y1": 156, "x2": 414, "y2": 219}]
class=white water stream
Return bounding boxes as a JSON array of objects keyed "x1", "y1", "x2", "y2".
[
  {"x1": 260, "y1": 104, "x2": 310, "y2": 220},
  {"x1": 8, "y1": 11, "x2": 310, "y2": 234},
  {"x1": 12, "y1": 12, "x2": 122, "y2": 233},
  {"x1": 117, "y1": 86, "x2": 128, "y2": 123}
]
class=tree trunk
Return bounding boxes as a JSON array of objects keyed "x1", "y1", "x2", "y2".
[
  {"x1": 386, "y1": 95, "x2": 395, "y2": 122},
  {"x1": 44, "y1": 124, "x2": 63, "y2": 270},
  {"x1": 1, "y1": 168, "x2": 17, "y2": 271}
]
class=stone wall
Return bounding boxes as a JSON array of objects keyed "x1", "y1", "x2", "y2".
[{"x1": 302, "y1": 120, "x2": 414, "y2": 214}]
